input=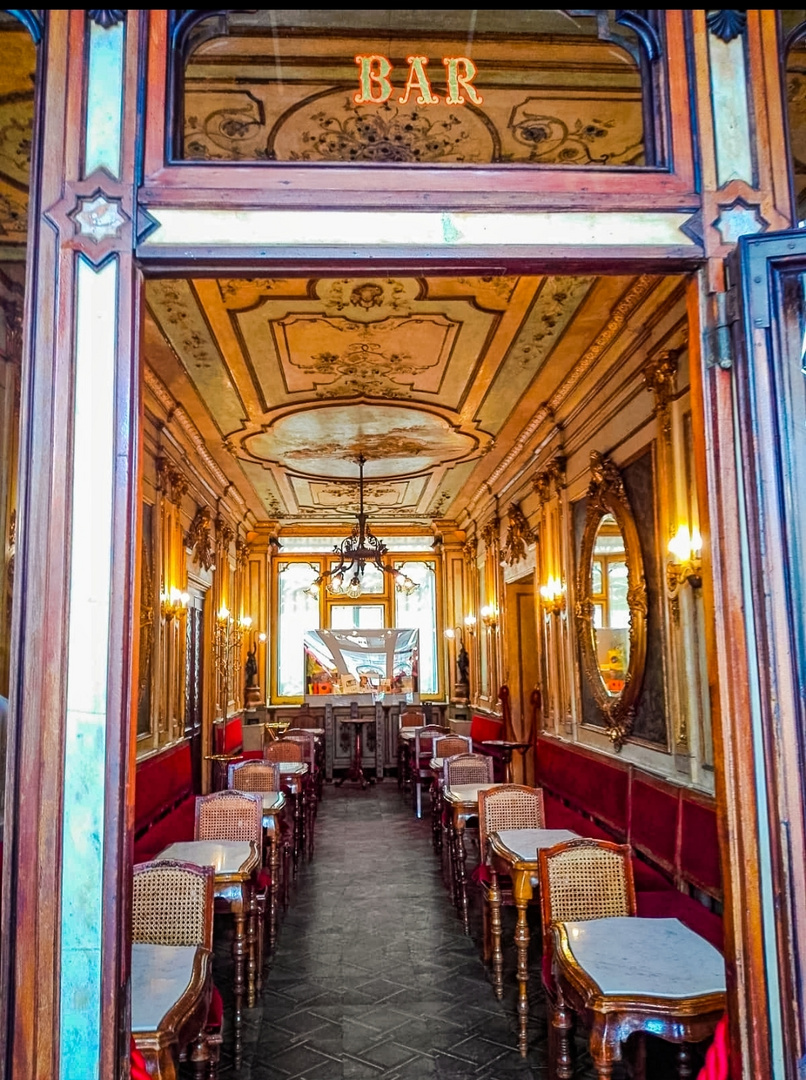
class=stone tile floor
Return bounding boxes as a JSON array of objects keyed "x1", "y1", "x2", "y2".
[{"x1": 196, "y1": 781, "x2": 706, "y2": 1080}]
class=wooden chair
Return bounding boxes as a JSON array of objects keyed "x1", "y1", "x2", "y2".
[
  {"x1": 438, "y1": 752, "x2": 495, "y2": 888},
  {"x1": 195, "y1": 791, "x2": 269, "y2": 989},
  {"x1": 397, "y1": 710, "x2": 425, "y2": 791},
  {"x1": 411, "y1": 724, "x2": 450, "y2": 818},
  {"x1": 477, "y1": 784, "x2": 546, "y2": 965},
  {"x1": 283, "y1": 730, "x2": 320, "y2": 855},
  {"x1": 132, "y1": 859, "x2": 221, "y2": 1079},
  {"x1": 227, "y1": 760, "x2": 291, "y2": 916},
  {"x1": 429, "y1": 738, "x2": 476, "y2": 853},
  {"x1": 538, "y1": 837, "x2": 637, "y2": 1077},
  {"x1": 264, "y1": 739, "x2": 307, "y2": 869}
]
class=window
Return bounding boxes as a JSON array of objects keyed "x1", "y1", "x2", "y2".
[
  {"x1": 394, "y1": 560, "x2": 437, "y2": 694},
  {"x1": 276, "y1": 562, "x2": 321, "y2": 697},
  {"x1": 180, "y1": 10, "x2": 658, "y2": 167},
  {"x1": 330, "y1": 604, "x2": 385, "y2": 629}
]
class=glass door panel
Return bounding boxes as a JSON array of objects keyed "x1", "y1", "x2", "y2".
[{"x1": 329, "y1": 604, "x2": 385, "y2": 629}]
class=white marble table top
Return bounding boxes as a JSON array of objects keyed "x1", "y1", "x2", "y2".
[
  {"x1": 398, "y1": 727, "x2": 422, "y2": 740},
  {"x1": 157, "y1": 840, "x2": 254, "y2": 875},
  {"x1": 560, "y1": 917, "x2": 726, "y2": 999},
  {"x1": 445, "y1": 783, "x2": 498, "y2": 805},
  {"x1": 492, "y1": 828, "x2": 579, "y2": 862},
  {"x1": 131, "y1": 943, "x2": 198, "y2": 1033},
  {"x1": 429, "y1": 757, "x2": 444, "y2": 770},
  {"x1": 260, "y1": 792, "x2": 285, "y2": 812},
  {"x1": 277, "y1": 762, "x2": 308, "y2": 775}
]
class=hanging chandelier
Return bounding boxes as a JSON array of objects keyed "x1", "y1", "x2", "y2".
[{"x1": 306, "y1": 455, "x2": 418, "y2": 599}]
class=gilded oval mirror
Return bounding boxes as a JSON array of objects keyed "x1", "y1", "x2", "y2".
[{"x1": 576, "y1": 452, "x2": 647, "y2": 749}]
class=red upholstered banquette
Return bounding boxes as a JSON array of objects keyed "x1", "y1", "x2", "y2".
[
  {"x1": 133, "y1": 741, "x2": 196, "y2": 861},
  {"x1": 536, "y1": 734, "x2": 723, "y2": 951}
]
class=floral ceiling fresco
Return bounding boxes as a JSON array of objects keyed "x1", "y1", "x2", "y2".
[
  {"x1": 183, "y1": 21, "x2": 645, "y2": 166},
  {"x1": 144, "y1": 272, "x2": 676, "y2": 526}
]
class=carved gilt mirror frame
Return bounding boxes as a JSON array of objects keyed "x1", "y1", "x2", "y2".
[{"x1": 575, "y1": 451, "x2": 647, "y2": 749}]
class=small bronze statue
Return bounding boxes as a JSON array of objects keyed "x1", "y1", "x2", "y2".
[
  {"x1": 457, "y1": 640, "x2": 470, "y2": 687},
  {"x1": 245, "y1": 644, "x2": 258, "y2": 688}
]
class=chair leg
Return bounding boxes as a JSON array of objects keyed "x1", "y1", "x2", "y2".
[{"x1": 415, "y1": 778, "x2": 422, "y2": 818}]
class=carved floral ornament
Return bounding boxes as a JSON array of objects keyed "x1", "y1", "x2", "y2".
[
  {"x1": 156, "y1": 457, "x2": 188, "y2": 508},
  {"x1": 481, "y1": 517, "x2": 500, "y2": 551},
  {"x1": 643, "y1": 349, "x2": 679, "y2": 442},
  {"x1": 185, "y1": 506, "x2": 215, "y2": 572},
  {"x1": 533, "y1": 455, "x2": 567, "y2": 502},
  {"x1": 575, "y1": 451, "x2": 647, "y2": 751},
  {"x1": 501, "y1": 503, "x2": 535, "y2": 567},
  {"x1": 215, "y1": 516, "x2": 234, "y2": 550},
  {"x1": 236, "y1": 537, "x2": 251, "y2": 569}
]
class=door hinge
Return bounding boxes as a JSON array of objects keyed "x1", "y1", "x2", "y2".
[{"x1": 704, "y1": 286, "x2": 738, "y2": 370}]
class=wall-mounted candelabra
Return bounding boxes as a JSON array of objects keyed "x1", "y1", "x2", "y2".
[
  {"x1": 539, "y1": 576, "x2": 566, "y2": 615},
  {"x1": 667, "y1": 525, "x2": 703, "y2": 593},
  {"x1": 480, "y1": 604, "x2": 499, "y2": 630},
  {"x1": 214, "y1": 606, "x2": 252, "y2": 716}
]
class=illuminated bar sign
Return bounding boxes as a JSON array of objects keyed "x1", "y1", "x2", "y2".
[{"x1": 354, "y1": 54, "x2": 483, "y2": 106}]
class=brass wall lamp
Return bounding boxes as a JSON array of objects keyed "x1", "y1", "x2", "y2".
[{"x1": 667, "y1": 525, "x2": 703, "y2": 593}]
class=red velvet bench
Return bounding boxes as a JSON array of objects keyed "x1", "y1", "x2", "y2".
[
  {"x1": 536, "y1": 734, "x2": 723, "y2": 951},
  {"x1": 133, "y1": 741, "x2": 196, "y2": 861},
  {"x1": 470, "y1": 713, "x2": 507, "y2": 780}
]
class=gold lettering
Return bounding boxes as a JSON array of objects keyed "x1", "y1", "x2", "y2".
[
  {"x1": 354, "y1": 54, "x2": 393, "y2": 104},
  {"x1": 443, "y1": 57, "x2": 483, "y2": 105},
  {"x1": 398, "y1": 55, "x2": 440, "y2": 105}
]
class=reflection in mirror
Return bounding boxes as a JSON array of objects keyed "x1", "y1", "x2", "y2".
[
  {"x1": 576, "y1": 452, "x2": 647, "y2": 749},
  {"x1": 592, "y1": 514, "x2": 630, "y2": 695}
]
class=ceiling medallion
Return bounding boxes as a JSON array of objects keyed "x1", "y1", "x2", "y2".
[{"x1": 305, "y1": 455, "x2": 417, "y2": 600}]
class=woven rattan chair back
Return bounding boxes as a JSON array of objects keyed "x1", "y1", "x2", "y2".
[
  {"x1": 413, "y1": 724, "x2": 450, "y2": 759},
  {"x1": 132, "y1": 859, "x2": 214, "y2": 948},
  {"x1": 478, "y1": 784, "x2": 546, "y2": 848},
  {"x1": 195, "y1": 790, "x2": 262, "y2": 843},
  {"x1": 283, "y1": 732, "x2": 316, "y2": 769},
  {"x1": 444, "y1": 752, "x2": 494, "y2": 786},
  {"x1": 538, "y1": 837, "x2": 636, "y2": 942},
  {"x1": 434, "y1": 735, "x2": 472, "y2": 758},
  {"x1": 400, "y1": 709, "x2": 425, "y2": 728},
  {"x1": 264, "y1": 738, "x2": 304, "y2": 765},
  {"x1": 228, "y1": 759, "x2": 280, "y2": 792}
]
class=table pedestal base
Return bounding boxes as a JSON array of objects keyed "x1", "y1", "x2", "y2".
[{"x1": 336, "y1": 722, "x2": 375, "y2": 789}]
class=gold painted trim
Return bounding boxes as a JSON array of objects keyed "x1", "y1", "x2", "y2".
[{"x1": 575, "y1": 451, "x2": 647, "y2": 751}]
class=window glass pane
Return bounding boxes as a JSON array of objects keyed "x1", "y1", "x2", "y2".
[
  {"x1": 394, "y1": 561, "x2": 436, "y2": 694},
  {"x1": 330, "y1": 604, "x2": 385, "y2": 629},
  {"x1": 277, "y1": 562, "x2": 320, "y2": 696},
  {"x1": 593, "y1": 603, "x2": 604, "y2": 629},
  {"x1": 591, "y1": 559, "x2": 603, "y2": 596},
  {"x1": 183, "y1": 10, "x2": 648, "y2": 167},
  {"x1": 328, "y1": 560, "x2": 385, "y2": 594},
  {"x1": 607, "y1": 561, "x2": 630, "y2": 628}
]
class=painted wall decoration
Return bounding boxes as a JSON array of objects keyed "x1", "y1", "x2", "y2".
[
  {"x1": 183, "y1": 23, "x2": 646, "y2": 166},
  {"x1": 0, "y1": 26, "x2": 35, "y2": 248}
]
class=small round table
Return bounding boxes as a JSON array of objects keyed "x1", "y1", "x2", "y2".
[
  {"x1": 481, "y1": 740, "x2": 532, "y2": 784},
  {"x1": 336, "y1": 718, "x2": 375, "y2": 789}
]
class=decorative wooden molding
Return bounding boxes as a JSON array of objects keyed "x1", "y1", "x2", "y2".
[
  {"x1": 643, "y1": 348, "x2": 679, "y2": 442},
  {"x1": 706, "y1": 10, "x2": 746, "y2": 43},
  {"x1": 501, "y1": 503, "x2": 535, "y2": 567},
  {"x1": 215, "y1": 516, "x2": 234, "y2": 549},
  {"x1": 236, "y1": 536, "x2": 251, "y2": 569},
  {"x1": 532, "y1": 454, "x2": 567, "y2": 501},
  {"x1": 87, "y1": 10, "x2": 126, "y2": 29},
  {"x1": 481, "y1": 517, "x2": 500, "y2": 551},
  {"x1": 156, "y1": 456, "x2": 188, "y2": 507},
  {"x1": 575, "y1": 451, "x2": 647, "y2": 751},
  {"x1": 462, "y1": 537, "x2": 477, "y2": 563},
  {"x1": 184, "y1": 506, "x2": 215, "y2": 571}
]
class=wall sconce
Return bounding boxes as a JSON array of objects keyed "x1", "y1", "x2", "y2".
[
  {"x1": 540, "y1": 576, "x2": 566, "y2": 614},
  {"x1": 480, "y1": 604, "x2": 499, "y2": 629},
  {"x1": 667, "y1": 525, "x2": 703, "y2": 592},
  {"x1": 161, "y1": 585, "x2": 189, "y2": 619},
  {"x1": 463, "y1": 613, "x2": 477, "y2": 636},
  {"x1": 258, "y1": 631, "x2": 267, "y2": 644}
]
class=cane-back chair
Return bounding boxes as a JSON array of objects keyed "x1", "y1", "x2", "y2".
[
  {"x1": 444, "y1": 752, "x2": 494, "y2": 787},
  {"x1": 264, "y1": 738, "x2": 304, "y2": 765},
  {"x1": 429, "y1": 741, "x2": 479, "y2": 853},
  {"x1": 477, "y1": 784, "x2": 546, "y2": 963},
  {"x1": 397, "y1": 710, "x2": 425, "y2": 791},
  {"x1": 538, "y1": 837, "x2": 636, "y2": 992},
  {"x1": 284, "y1": 728, "x2": 321, "y2": 803},
  {"x1": 280, "y1": 730, "x2": 318, "y2": 858},
  {"x1": 227, "y1": 760, "x2": 291, "y2": 913},
  {"x1": 194, "y1": 791, "x2": 270, "y2": 983},
  {"x1": 411, "y1": 724, "x2": 450, "y2": 818},
  {"x1": 538, "y1": 837, "x2": 637, "y2": 1074},
  {"x1": 132, "y1": 859, "x2": 222, "y2": 1079}
]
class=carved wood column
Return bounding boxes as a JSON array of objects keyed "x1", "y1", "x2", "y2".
[{"x1": 1, "y1": 11, "x2": 142, "y2": 1079}]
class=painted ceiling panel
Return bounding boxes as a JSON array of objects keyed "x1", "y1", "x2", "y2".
[{"x1": 144, "y1": 271, "x2": 669, "y2": 526}]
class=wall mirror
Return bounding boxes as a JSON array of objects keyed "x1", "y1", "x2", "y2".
[{"x1": 576, "y1": 451, "x2": 647, "y2": 748}]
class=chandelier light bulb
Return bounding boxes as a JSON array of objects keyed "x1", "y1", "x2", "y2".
[{"x1": 218, "y1": 605, "x2": 230, "y2": 622}]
